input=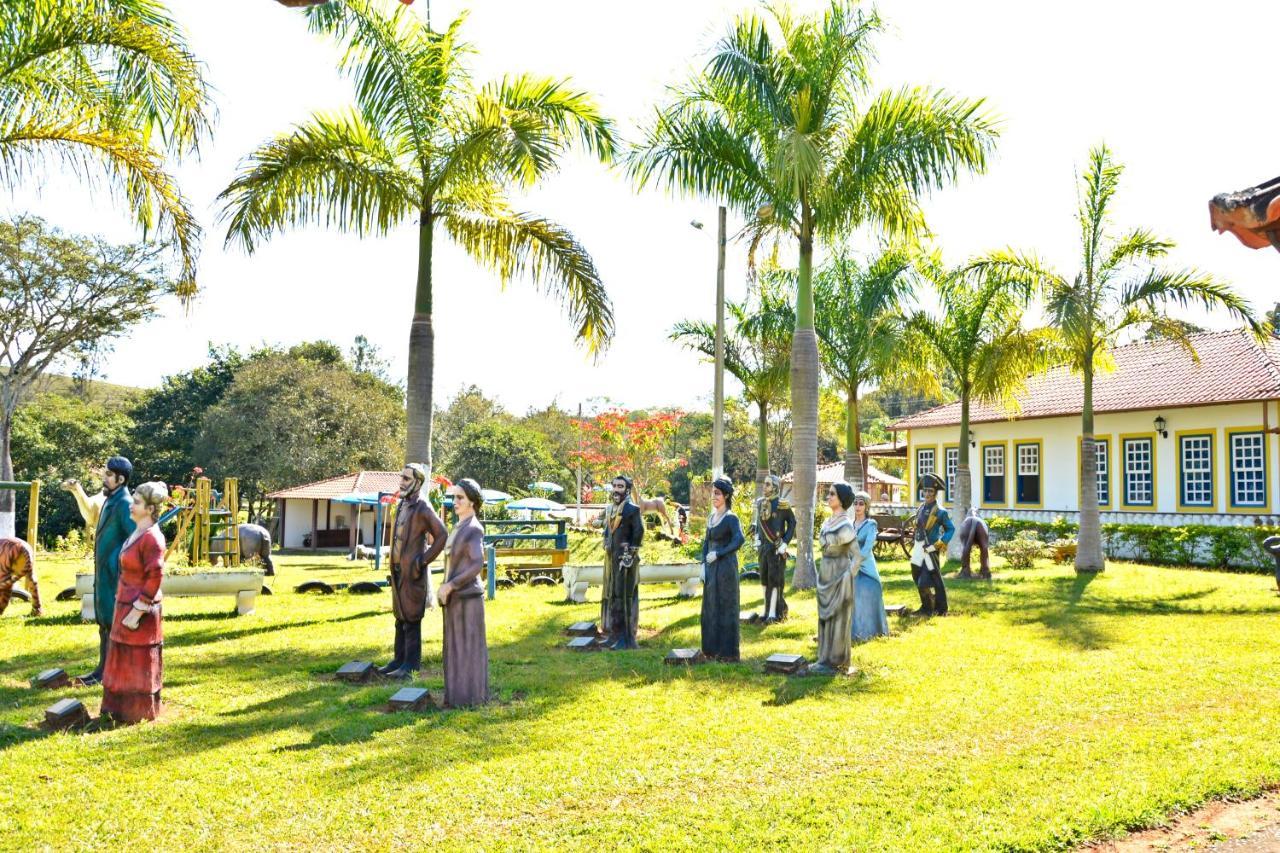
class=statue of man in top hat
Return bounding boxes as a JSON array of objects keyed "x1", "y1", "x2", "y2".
[
  {"x1": 754, "y1": 474, "x2": 795, "y2": 623},
  {"x1": 909, "y1": 472, "x2": 954, "y2": 617},
  {"x1": 76, "y1": 455, "x2": 135, "y2": 686}
]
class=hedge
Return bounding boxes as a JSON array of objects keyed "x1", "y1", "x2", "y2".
[{"x1": 984, "y1": 516, "x2": 1280, "y2": 573}]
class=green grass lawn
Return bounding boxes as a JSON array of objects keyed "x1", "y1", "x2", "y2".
[{"x1": 3, "y1": 549, "x2": 1280, "y2": 851}]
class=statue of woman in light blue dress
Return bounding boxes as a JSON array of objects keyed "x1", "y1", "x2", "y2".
[{"x1": 851, "y1": 490, "x2": 889, "y2": 643}]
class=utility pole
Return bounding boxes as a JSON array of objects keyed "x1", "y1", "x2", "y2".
[
  {"x1": 713, "y1": 205, "x2": 726, "y2": 478},
  {"x1": 575, "y1": 402, "x2": 584, "y2": 525}
]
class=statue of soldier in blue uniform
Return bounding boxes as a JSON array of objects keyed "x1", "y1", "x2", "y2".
[{"x1": 909, "y1": 473, "x2": 954, "y2": 616}]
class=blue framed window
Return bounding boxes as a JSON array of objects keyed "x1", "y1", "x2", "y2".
[
  {"x1": 945, "y1": 447, "x2": 959, "y2": 502},
  {"x1": 1094, "y1": 438, "x2": 1110, "y2": 506},
  {"x1": 1178, "y1": 434, "x2": 1214, "y2": 508},
  {"x1": 983, "y1": 444, "x2": 1005, "y2": 504},
  {"x1": 1015, "y1": 442, "x2": 1041, "y2": 505},
  {"x1": 1230, "y1": 431, "x2": 1267, "y2": 508},
  {"x1": 1123, "y1": 437, "x2": 1154, "y2": 506},
  {"x1": 915, "y1": 447, "x2": 935, "y2": 501}
]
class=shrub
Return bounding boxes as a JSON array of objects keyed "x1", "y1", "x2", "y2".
[
  {"x1": 992, "y1": 531, "x2": 1045, "y2": 569},
  {"x1": 1048, "y1": 538, "x2": 1077, "y2": 564}
]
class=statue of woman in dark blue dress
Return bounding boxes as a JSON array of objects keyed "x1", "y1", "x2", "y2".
[{"x1": 700, "y1": 478, "x2": 744, "y2": 662}]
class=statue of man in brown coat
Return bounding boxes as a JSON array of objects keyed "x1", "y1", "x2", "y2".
[{"x1": 380, "y1": 464, "x2": 446, "y2": 679}]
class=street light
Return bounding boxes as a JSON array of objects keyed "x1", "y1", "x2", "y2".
[{"x1": 692, "y1": 208, "x2": 727, "y2": 478}]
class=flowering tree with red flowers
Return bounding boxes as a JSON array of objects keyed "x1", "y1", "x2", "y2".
[{"x1": 571, "y1": 409, "x2": 686, "y2": 498}]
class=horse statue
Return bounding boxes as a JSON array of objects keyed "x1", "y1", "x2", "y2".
[{"x1": 637, "y1": 494, "x2": 677, "y2": 538}]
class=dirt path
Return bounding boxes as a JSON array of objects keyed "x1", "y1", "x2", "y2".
[{"x1": 1085, "y1": 791, "x2": 1280, "y2": 851}]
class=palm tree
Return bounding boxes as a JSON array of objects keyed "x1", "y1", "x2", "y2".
[
  {"x1": 0, "y1": 0, "x2": 209, "y2": 537},
  {"x1": 0, "y1": 0, "x2": 210, "y2": 297},
  {"x1": 909, "y1": 256, "x2": 1057, "y2": 570},
  {"x1": 671, "y1": 273, "x2": 792, "y2": 498},
  {"x1": 629, "y1": 1, "x2": 998, "y2": 587},
  {"x1": 220, "y1": 0, "x2": 616, "y2": 471},
  {"x1": 814, "y1": 247, "x2": 916, "y2": 491},
  {"x1": 974, "y1": 145, "x2": 1260, "y2": 573}
]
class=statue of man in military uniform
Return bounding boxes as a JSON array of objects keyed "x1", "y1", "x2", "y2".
[
  {"x1": 380, "y1": 463, "x2": 446, "y2": 679},
  {"x1": 753, "y1": 474, "x2": 795, "y2": 623},
  {"x1": 909, "y1": 473, "x2": 955, "y2": 616}
]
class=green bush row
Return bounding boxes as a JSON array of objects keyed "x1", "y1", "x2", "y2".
[{"x1": 984, "y1": 516, "x2": 1280, "y2": 573}]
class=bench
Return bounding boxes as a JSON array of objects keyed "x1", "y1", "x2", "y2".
[
  {"x1": 561, "y1": 563, "x2": 703, "y2": 603},
  {"x1": 76, "y1": 569, "x2": 266, "y2": 619}
]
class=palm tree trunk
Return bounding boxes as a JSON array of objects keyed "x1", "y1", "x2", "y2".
[
  {"x1": 755, "y1": 400, "x2": 769, "y2": 499},
  {"x1": 406, "y1": 207, "x2": 435, "y2": 472},
  {"x1": 790, "y1": 224, "x2": 819, "y2": 590},
  {"x1": 0, "y1": 409, "x2": 13, "y2": 539},
  {"x1": 1076, "y1": 359, "x2": 1104, "y2": 572},
  {"x1": 842, "y1": 382, "x2": 864, "y2": 491},
  {"x1": 949, "y1": 388, "x2": 972, "y2": 562}
]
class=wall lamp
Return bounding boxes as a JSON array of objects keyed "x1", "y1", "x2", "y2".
[{"x1": 1153, "y1": 415, "x2": 1168, "y2": 438}]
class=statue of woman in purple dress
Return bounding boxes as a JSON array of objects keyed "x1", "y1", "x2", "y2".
[{"x1": 436, "y1": 478, "x2": 489, "y2": 708}]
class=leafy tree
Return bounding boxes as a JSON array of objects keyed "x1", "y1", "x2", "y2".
[
  {"x1": 350, "y1": 334, "x2": 392, "y2": 380},
  {"x1": 128, "y1": 345, "x2": 248, "y2": 486},
  {"x1": 973, "y1": 145, "x2": 1260, "y2": 572},
  {"x1": 219, "y1": 0, "x2": 616, "y2": 471},
  {"x1": 671, "y1": 274, "x2": 792, "y2": 497},
  {"x1": 10, "y1": 393, "x2": 134, "y2": 545},
  {"x1": 0, "y1": 216, "x2": 173, "y2": 538},
  {"x1": 909, "y1": 257, "x2": 1057, "y2": 567},
  {"x1": 629, "y1": 1, "x2": 998, "y2": 587},
  {"x1": 570, "y1": 410, "x2": 686, "y2": 498},
  {"x1": 433, "y1": 385, "x2": 509, "y2": 475},
  {"x1": 814, "y1": 248, "x2": 918, "y2": 489},
  {"x1": 447, "y1": 419, "x2": 560, "y2": 495},
  {"x1": 196, "y1": 354, "x2": 405, "y2": 522},
  {"x1": 0, "y1": 0, "x2": 211, "y2": 297}
]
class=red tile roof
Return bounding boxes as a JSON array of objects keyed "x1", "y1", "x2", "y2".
[
  {"x1": 783, "y1": 462, "x2": 906, "y2": 487},
  {"x1": 891, "y1": 329, "x2": 1280, "y2": 431},
  {"x1": 267, "y1": 471, "x2": 402, "y2": 500}
]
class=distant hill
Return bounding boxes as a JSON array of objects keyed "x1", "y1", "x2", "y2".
[{"x1": 11, "y1": 371, "x2": 145, "y2": 407}]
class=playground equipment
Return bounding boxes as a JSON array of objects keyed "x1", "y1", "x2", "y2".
[
  {"x1": 0, "y1": 479, "x2": 40, "y2": 545},
  {"x1": 164, "y1": 477, "x2": 241, "y2": 567}
]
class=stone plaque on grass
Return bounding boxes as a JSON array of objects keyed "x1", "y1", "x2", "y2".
[
  {"x1": 565, "y1": 621, "x2": 599, "y2": 637},
  {"x1": 45, "y1": 698, "x2": 89, "y2": 730},
  {"x1": 33, "y1": 668, "x2": 69, "y2": 689},
  {"x1": 664, "y1": 648, "x2": 705, "y2": 665},
  {"x1": 885, "y1": 604, "x2": 909, "y2": 617},
  {"x1": 388, "y1": 687, "x2": 433, "y2": 711},
  {"x1": 566, "y1": 637, "x2": 601, "y2": 651},
  {"x1": 336, "y1": 661, "x2": 375, "y2": 683},
  {"x1": 763, "y1": 653, "x2": 807, "y2": 674}
]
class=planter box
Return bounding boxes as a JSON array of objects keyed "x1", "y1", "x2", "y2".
[
  {"x1": 561, "y1": 563, "x2": 702, "y2": 603},
  {"x1": 77, "y1": 570, "x2": 265, "y2": 621}
]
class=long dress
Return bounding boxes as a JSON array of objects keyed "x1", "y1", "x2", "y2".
[
  {"x1": 815, "y1": 514, "x2": 856, "y2": 672},
  {"x1": 442, "y1": 515, "x2": 488, "y2": 708},
  {"x1": 700, "y1": 510, "x2": 744, "y2": 661},
  {"x1": 102, "y1": 524, "x2": 165, "y2": 722},
  {"x1": 851, "y1": 518, "x2": 890, "y2": 642}
]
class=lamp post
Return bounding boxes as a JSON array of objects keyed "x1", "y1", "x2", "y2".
[{"x1": 691, "y1": 207, "x2": 727, "y2": 479}]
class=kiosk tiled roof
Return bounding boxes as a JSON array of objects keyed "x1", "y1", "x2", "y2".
[
  {"x1": 267, "y1": 471, "x2": 402, "y2": 500},
  {"x1": 890, "y1": 329, "x2": 1280, "y2": 431}
]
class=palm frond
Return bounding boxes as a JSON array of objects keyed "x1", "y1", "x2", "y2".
[
  {"x1": 0, "y1": 115, "x2": 199, "y2": 297},
  {"x1": 1118, "y1": 268, "x2": 1260, "y2": 333},
  {"x1": 440, "y1": 205, "x2": 613, "y2": 353},
  {"x1": 217, "y1": 110, "x2": 420, "y2": 253}
]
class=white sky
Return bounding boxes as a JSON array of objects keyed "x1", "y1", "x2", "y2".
[{"x1": 14, "y1": 0, "x2": 1280, "y2": 414}]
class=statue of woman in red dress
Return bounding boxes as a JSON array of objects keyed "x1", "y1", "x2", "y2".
[{"x1": 101, "y1": 481, "x2": 168, "y2": 724}]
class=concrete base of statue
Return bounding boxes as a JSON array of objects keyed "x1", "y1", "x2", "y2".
[
  {"x1": 561, "y1": 563, "x2": 703, "y2": 603},
  {"x1": 77, "y1": 569, "x2": 266, "y2": 620}
]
